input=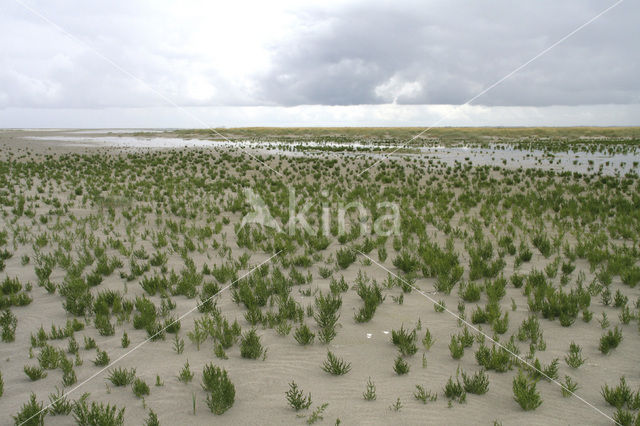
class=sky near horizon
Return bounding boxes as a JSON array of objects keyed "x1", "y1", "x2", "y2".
[{"x1": 1, "y1": 0, "x2": 638, "y2": 128}]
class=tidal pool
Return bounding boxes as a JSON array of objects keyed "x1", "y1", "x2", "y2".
[{"x1": 25, "y1": 133, "x2": 639, "y2": 176}]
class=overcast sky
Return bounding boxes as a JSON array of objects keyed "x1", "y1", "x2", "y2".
[{"x1": 1, "y1": 0, "x2": 638, "y2": 127}]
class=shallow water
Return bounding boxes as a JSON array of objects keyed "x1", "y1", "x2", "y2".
[
  {"x1": 28, "y1": 135, "x2": 224, "y2": 148},
  {"x1": 25, "y1": 134, "x2": 639, "y2": 176},
  {"x1": 66, "y1": 129, "x2": 167, "y2": 134},
  {"x1": 419, "y1": 145, "x2": 639, "y2": 175},
  {"x1": 26, "y1": 135, "x2": 401, "y2": 150}
]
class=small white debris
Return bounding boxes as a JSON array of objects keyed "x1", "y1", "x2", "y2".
[{"x1": 366, "y1": 333, "x2": 372, "y2": 339}]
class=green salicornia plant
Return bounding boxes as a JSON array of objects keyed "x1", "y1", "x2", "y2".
[
  {"x1": 512, "y1": 371, "x2": 542, "y2": 411},
  {"x1": 285, "y1": 381, "x2": 312, "y2": 411},
  {"x1": 72, "y1": 398, "x2": 125, "y2": 426},
  {"x1": 173, "y1": 334, "x2": 184, "y2": 354},
  {"x1": 414, "y1": 385, "x2": 437, "y2": 404},
  {"x1": 540, "y1": 358, "x2": 560, "y2": 381},
  {"x1": 84, "y1": 336, "x2": 97, "y2": 350},
  {"x1": 179, "y1": 360, "x2": 194, "y2": 383},
  {"x1": 449, "y1": 335, "x2": 465, "y2": 360},
  {"x1": 391, "y1": 325, "x2": 417, "y2": 356},
  {"x1": 61, "y1": 358, "x2": 77, "y2": 386},
  {"x1": 133, "y1": 377, "x2": 150, "y2": 398},
  {"x1": 240, "y1": 329, "x2": 267, "y2": 359},
  {"x1": 0, "y1": 309, "x2": 17, "y2": 342},
  {"x1": 354, "y1": 280, "x2": 384, "y2": 323},
  {"x1": 145, "y1": 409, "x2": 160, "y2": 426},
  {"x1": 38, "y1": 344, "x2": 61, "y2": 369},
  {"x1": 612, "y1": 408, "x2": 638, "y2": 426},
  {"x1": 444, "y1": 376, "x2": 466, "y2": 403},
  {"x1": 561, "y1": 376, "x2": 579, "y2": 397},
  {"x1": 422, "y1": 328, "x2": 435, "y2": 350},
  {"x1": 187, "y1": 321, "x2": 207, "y2": 351},
  {"x1": 214, "y1": 343, "x2": 228, "y2": 359},
  {"x1": 458, "y1": 327, "x2": 474, "y2": 348},
  {"x1": 93, "y1": 349, "x2": 110, "y2": 366},
  {"x1": 363, "y1": 377, "x2": 376, "y2": 401},
  {"x1": 24, "y1": 364, "x2": 47, "y2": 381},
  {"x1": 107, "y1": 368, "x2": 136, "y2": 386},
  {"x1": 321, "y1": 351, "x2": 351, "y2": 375},
  {"x1": 393, "y1": 356, "x2": 410, "y2": 375},
  {"x1": 276, "y1": 321, "x2": 292, "y2": 336},
  {"x1": 48, "y1": 386, "x2": 72, "y2": 415},
  {"x1": 598, "y1": 312, "x2": 610, "y2": 329},
  {"x1": 67, "y1": 336, "x2": 79, "y2": 355},
  {"x1": 389, "y1": 398, "x2": 403, "y2": 412},
  {"x1": 202, "y1": 363, "x2": 235, "y2": 415},
  {"x1": 599, "y1": 326, "x2": 623, "y2": 354},
  {"x1": 601, "y1": 377, "x2": 639, "y2": 410},
  {"x1": 294, "y1": 324, "x2": 315, "y2": 345},
  {"x1": 13, "y1": 393, "x2": 46, "y2": 426},
  {"x1": 462, "y1": 369, "x2": 489, "y2": 395},
  {"x1": 336, "y1": 248, "x2": 356, "y2": 269},
  {"x1": 306, "y1": 402, "x2": 329, "y2": 424},
  {"x1": 564, "y1": 342, "x2": 585, "y2": 368},
  {"x1": 314, "y1": 292, "x2": 341, "y2": 343},
  {"x1": 475, "y1": 344, "x2": 513, "y2": 372}
]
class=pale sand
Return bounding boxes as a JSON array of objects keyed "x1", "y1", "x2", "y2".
[{"x1": 0, "y1": 130, "x2": 637, "y2": 425}]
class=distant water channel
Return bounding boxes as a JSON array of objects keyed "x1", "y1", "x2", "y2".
[{"x1": 26, "y1": 133, "x2": 639, "y2": 176}]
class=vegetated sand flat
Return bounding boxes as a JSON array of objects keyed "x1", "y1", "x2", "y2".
[
  {"x1": 0, "y1": 129, "x2": 639, "y2": 425},
  {"x1": 15, "y1": 128, "x2": 640, "y2": 176}
]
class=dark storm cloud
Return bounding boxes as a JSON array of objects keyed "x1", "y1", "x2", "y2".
[{"x1": 256, "y1": 0, "x2": 640, "y2": 106}]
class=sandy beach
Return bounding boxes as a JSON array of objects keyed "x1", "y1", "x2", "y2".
[{"x1": 1, "y1": 129, "x2": 639, "y2": 425}]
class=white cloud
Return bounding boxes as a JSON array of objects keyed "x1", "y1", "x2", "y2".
[
  {"x1": 0, "y1": 0, "x2": 638, "y2": 126},
  {"x1": 375, "y1": 76, "x2": 423, "y2": 103}
]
